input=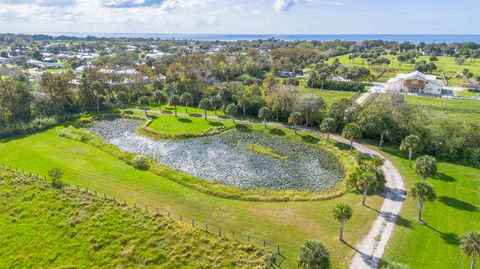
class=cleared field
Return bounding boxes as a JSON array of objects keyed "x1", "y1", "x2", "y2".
[
  {"x1": 0, "y1": 170, "x2": 268, "y2": 268},
  {"x1": 373, "y1": 146, "x2": 480, "y2": 269},
  {"x1": 328, "y1": 54, "x2": 480, "y2": 86},
  {"x1": 0, "y1": 121, "x2": 382, "y2": 268}
]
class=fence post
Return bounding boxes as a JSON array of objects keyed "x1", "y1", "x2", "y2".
[
  {"x1": 104, "y1": 193, "x2": 107, "y2": 200},
  {"x1": 277, "y1": 244, "x2": 280, "y2": 254},
  {"x1": 180, "y1": 216, "x2": 183, "y2": 222},
  {"x1": 167, "y1": 211, "x2": 170, "y2": 217},
  {"x1": 263, "y1": 240, "x2": 266, "y2": 247},
  {"x1": 248, "y1": 235, "x2": 250, "y2": 243},
  {"x1": 205, "y1": 223, "x2": 208, "y2": 232},
  {"x1": 218, "y1": 227, "x2": 221, "y2": 236},
  {"x1": 125, "y1": 200, "x2": 127, "y2": 206},
  {"x1": 232, "y1": 231, "x2": 235, "y2": 238},
  {"x1": 145, "y1": 205, "x2": 148, "y2": 211},
  {"x1": 192, "y1": 219, "x2": 195, "y2": 227}
]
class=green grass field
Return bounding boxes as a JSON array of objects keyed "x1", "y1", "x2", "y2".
[
  {"x1": 405, "y1": 95, "x2": 480, "y2": 122},
  {"x1": 328, "y1": 54, "x2": 480, "y2": 86},
  {"x1": 369, "y1": 145, "x2": 480, "y2": 268},
  {"x1": 147, "y1": 114, "x2": 233, "y2": 136},
  {"x1": 0, "y1": 170, "x2": 268, "y2": 268},
  {"x1": 0, "y1": 121, "x2": 382, "y2": 268},
  {"x1": 138, "y1": 104, "x2": 227, "y2": 117}
]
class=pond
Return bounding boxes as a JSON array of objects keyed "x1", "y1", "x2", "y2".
[{"x1": 90, "y1": 119, "x2": 344, "y2": 192}]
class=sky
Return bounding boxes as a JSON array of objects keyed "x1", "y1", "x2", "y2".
[{"x1": 0, "y1": 0, "x2": 479, "y2": 34}]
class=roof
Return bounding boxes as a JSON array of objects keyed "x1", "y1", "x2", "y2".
[{"x1": 390, "y1": 71, "x2": 445, "y2": 87}]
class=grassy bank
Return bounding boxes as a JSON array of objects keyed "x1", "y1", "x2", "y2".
[
  {"x1": 0, "y1": 124, "x2": 383, "y2": 268},
  {"x1": 0, "y1": 169, "x2": 269, "y2": 268}
]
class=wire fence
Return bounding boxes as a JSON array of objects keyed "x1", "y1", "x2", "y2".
[{"x1": 0, "y1": 163, "x2": 284, "y2": 267}]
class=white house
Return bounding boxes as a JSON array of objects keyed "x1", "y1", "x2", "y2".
[{"x1": 386, "y1": 71, "x2": 445, "y2": 95}]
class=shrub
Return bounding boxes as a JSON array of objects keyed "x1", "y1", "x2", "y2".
[
  {"x1": 0, "y1": 114, "x2": 78, "y2": 138},
  {"x1": 48, "y1": 168, "x2": 64, "y2": 189},
  {"x1": 131, "y1": 155, "x2": 150, "y2": 170},
  {"x1": 138, "y1": 96, "x2": 150, "y2": 106},
  {"x1": 298, "y1": 240, "x2": 330, "y2": 269}
]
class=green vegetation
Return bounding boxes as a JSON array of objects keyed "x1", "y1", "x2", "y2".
[
  {"x1": 372, "y1": 146, "x2": 480, "y2": 269},
  {"x1": 245, "y1": 144, "x2": 289, "y2": 159},
  {"x1": 141, "y1": 113, "x2": 233, "y2": 139},
  {"x1": 298, "y1": 240, "x2": 330, "y2": 269},
  {"x1": 405, "y1": 95, "x2": 480, "y2": 122},
  {"x1": 0, "y1": 169, "x2": 269, "y2": 268},
  {"x1": 328, "y1": 54, "x2": 480, "y2": 86},
  {"x1": 0, "y1": 125, "x2": 383, "y2": 268}
]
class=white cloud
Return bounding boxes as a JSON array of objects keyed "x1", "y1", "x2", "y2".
[{"x1": 273, "y1": 0, "x2": 306, "y2": 12}]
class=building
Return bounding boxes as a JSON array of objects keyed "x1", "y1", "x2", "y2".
[
  {"x1": 386, "y1": 71, "x2": 445, "y2": 95},
  {"x1": 276, "y1": 71, "x2": 296, "y2": 78}
]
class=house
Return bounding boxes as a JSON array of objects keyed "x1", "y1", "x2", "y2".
[
  {"x1": 386, "y1": 71, "x2": 445, "y2": 95},
  {"x1": 330, "y1": 76, "x2": 348, "y2": 82},
  {"x1": 276, "y1": 71, "x2": 296, "y2": 78}
]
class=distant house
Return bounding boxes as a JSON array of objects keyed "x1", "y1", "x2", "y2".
[
  {"x1": 276, "y1": 71, "x2": 296, "y2": 78},
  {"x1": 330, "y1": 76, "x2": 348, "y2": 82},
  {"x1": 157, "y1": 74, "x2": 167, "y2": 82},
  {"x1": 0, "y1": 57, "x2": 7, "y2": 64},
  {"x1": 386, "y1": 71, "x2": 445, "y2": 95},
  {"x1": 26, "y1": 59, "x2": 63, "y2": 69}
]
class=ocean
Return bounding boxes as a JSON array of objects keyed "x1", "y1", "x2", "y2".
[{"x1": 30, "y1": 33, "x2": 480, "y2": 43}]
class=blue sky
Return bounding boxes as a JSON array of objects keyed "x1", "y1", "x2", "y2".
[{"x1": 0, "y1": 0, "x2": 478, "y2": 34}]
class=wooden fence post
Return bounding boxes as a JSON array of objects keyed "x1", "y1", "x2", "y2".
[
  {"x1": 192, "y1": 219, "x2": 195, "y2": 227},
  {"x1": 218, "y1": 227, "x2": 221, "y2": 236}
]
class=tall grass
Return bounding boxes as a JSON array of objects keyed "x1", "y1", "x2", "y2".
[{"x1": 0, "y1": 114, "x2": 78, "y2": 138}]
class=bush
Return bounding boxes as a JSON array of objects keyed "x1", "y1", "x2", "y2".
[
  {"x1": 0, "y1": 114, "x2": 78, "y2": 138},
  {"x1": 48, "y1": 168, "x2": 64, "y2": 189},
  {"x1": 138, "y1": 96, "x2": 150, "y2": 106},
  {"x1": 298, "y1": 240, "x2": 330, "y2": 269},
  {"x1": 131, "y1": 155, "x2": 150, "y2": 170},
  {"x1": 309, "y1": 80, "x2": 365, "y2": 92}
]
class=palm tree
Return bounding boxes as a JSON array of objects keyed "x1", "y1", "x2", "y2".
[
  {"x1": 342, "y1": 123, "x2": 361, "y2": 151},
  {"x1": 320, "y1": 117, "x2": 336, "y2": 142},
  {"x1": 258, "y1": 107, "x2": 271, "y2": 128},
  {"x1": 400, "y1": 135, "x2": 421, "y2": 168},
  {"x1": 357, "y1": 165, "x2": 382, "y2": 206},
  {"x1": 288, "y1": 111, "x2": 302, "y2": 134},
  {"x1": 298, "y1": 240, "x2": 330, "y2": 269},
  {"x1": 237, "y1": 95, "x2": 249, "y2": 118},
  {"x1": 225, "y1": 103, "x2": 238, "y2": 124},
  {"x1": 198, "y1": 98, "x2": 211, "y2": 120},
  {"x1": 459, "y1": 232, "x2": 480, "y2": 269},
  {"x1": 169, "y1": 94, "x2": 180, "y2": 117},
  {"x1": 152, "y1": 90, "x2": 167, "y2": 109},
  {"x1": 415, "y1": 155, "x2": 437, "y2": 182},
  {"x1": 409, "y1": 182, "x2": 436, "y2": 223},
  {"x1": 332, "y1": 203, "x2": 353, "y2": 241},
  {"x1": 210, "y1": 95, "x2": 221, "y2": 115},
  {"x1": 180, "y1": 92, "x2": 193, "y2": 113}
]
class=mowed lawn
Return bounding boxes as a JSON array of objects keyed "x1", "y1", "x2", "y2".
[
  {"x1": 147, "y1": 114, "x2": 233, "y2": 135},
  {"x1": 328, "y1": 54, "x2": 480, "y2": 86},
  {"x1": 405, "y1": 95, "x2": 480, "y2": 122},
  {"x1": 374, "y1": 146, "x2": 480, "y2": 268},
  {"x1": 0, "y1": 126, "x2": 382, "y2": 268}
]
